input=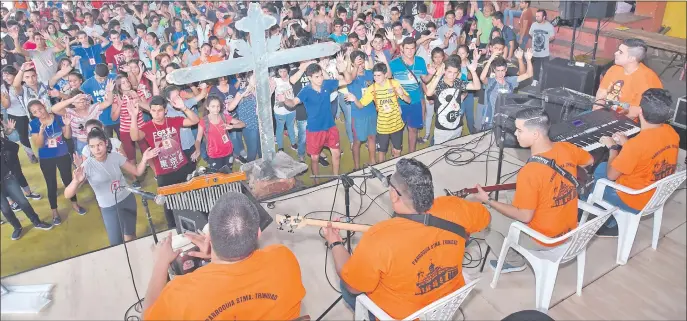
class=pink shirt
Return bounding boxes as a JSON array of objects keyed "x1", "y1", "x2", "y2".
[{"x1": 199, "y1": 114, "x2": 234, "y2": 158}]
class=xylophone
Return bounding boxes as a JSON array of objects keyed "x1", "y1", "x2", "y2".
[{"x1": 157, "y1": 171, "x2": 273, "y2": 233}]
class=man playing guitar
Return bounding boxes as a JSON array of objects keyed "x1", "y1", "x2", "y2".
[
  {"x1": 474, "y1": 108, "x2": 593, "y2": 273},
  {"x1": 324, "y1": 158, "x2": 490, "y2": 319}
]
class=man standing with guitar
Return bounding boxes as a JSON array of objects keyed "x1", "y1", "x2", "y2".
[
  {"x1": 324, "y1": 158, "x2": 490, "y2": 319},
  {"x1": 473, "y1": 108, "x2": 593, "y2": 273}
]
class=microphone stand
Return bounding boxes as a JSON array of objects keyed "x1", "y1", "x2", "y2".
[
  {"x1": 310, "y1": 172, "x2": 375, "y2": 321},
  {"x1": 141, "y1": 198, "x2": 159, "y2": 244},
  {"x1": 494, "y1": 124, "x2": 507, "y2": 201}
]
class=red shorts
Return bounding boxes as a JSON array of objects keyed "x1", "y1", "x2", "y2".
[{"x1": 306, "y1": 127, "x2": 340, "y2": 156}]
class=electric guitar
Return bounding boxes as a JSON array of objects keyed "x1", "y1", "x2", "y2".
[
  {"x1": 275, "y1": 214, "x2": 371, "y2": 233},
  {"x1": 444, "y1": 166, "x2": 593, "y2": 198}
]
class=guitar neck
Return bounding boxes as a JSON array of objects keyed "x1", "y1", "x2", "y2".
[
  {"x1": 458, "y1": 183, "x2": 517, "y2": 196},
  {"x1": 302, "y1": 218, "x2": 371, "y2": 233}
]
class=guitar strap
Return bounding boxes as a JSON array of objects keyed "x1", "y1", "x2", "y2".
[
  {"x1": 394, "y1": 213, "x2": 469, "y2": 244},
  {"x1": 527, "y1": 155, "x2": 580, "y2": 191}
]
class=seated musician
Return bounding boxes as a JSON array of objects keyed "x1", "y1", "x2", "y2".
[
  {"x1": 593, "y1": 38, "x2": 662, "y2": 119},
  {"x1": 324, "y1": 158, "x2": 490, "y2": 319},
  {"x1": 474, "y1": 108, "x2": 593, "y2": 273},
  {"x1": 594, "y1": 88, "x2": 679, "y2": 237},
  {"x1": 143, "y1": 192, "x2": 306, "y2": 320}
]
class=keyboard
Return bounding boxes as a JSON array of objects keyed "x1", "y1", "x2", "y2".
[{"x1": 549, "y1": 109, "x2": 640, "y2": 152}]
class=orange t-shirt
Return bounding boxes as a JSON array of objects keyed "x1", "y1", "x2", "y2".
[
  {"x1": 513, "y1": 142, "x2": 593, "y2": 246},
  {"x1": 611, "y1": 124, "x2": 679, "y2": 210},
  {"x1": 340, "y1": 196, "x2": 490, "y2": 319},
  {"x1": 192, "y1": 55, "x2": 223, "y2": 66},
  {"x1": 14, "y1": 1, "x2": 28, "y2": 10},
  {"x1": 599, "y1": 63, "x2": 663, "y2": 113},
  {"x1": 144, "y1": 245, "x2": 305, "y2": 321}
]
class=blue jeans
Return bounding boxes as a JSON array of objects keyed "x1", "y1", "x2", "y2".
[
  {"x1": 236, "y1": 126, "x2": 261, "y2": 162},
  {"x1": 274, "y1": 112, "x2": 297, "y2": 149},
  {"x1": 516, "y1": 34, "x2": 530, "y2": 49},
  {"x1": 1, "y1": 174, "x2": 41, "y2": 230},
  {"x1": 504, "y1": 8, "x2": 523, "y2": 26},
  {"x1": 593, "y1": 162, "x2": 640, "y2": 228},
  {"x1": 463, "y1": 93, "x2": 476, "y2": 134},
  {"x1": 340, "y1": 280, "x2": 375, "y2": 320},
  {"x1": 74, "y1": 138, "x2": 87, "y2": 156},
  {"x1": 297, "y1": 120, "x2": 307, "y2": 157},
  {"x1": 229, "y1": 131, "x2": 243, "y2": 157},
  {"x1": 338, "y1": 96, "x2": 353, "y2": 143}
]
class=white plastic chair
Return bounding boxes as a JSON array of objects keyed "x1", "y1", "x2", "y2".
[
  {"x1": 354, "y1": 278, "x2": 480, "y2": 321},
  {"x1": 490, "y1": 201, "x2": 615, "y2": 312},
  {"x1": 582, "y1": 169, "x2": 686, "y2": 265}
]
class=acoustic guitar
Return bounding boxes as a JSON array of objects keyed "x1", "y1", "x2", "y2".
[{"x1": 275, "y1": 214, "x2": 371, "y2": 233}]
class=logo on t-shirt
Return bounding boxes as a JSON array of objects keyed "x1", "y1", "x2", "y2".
[
  {"x1": 605, "y1": 80, "x2": 624, "y2": 102},
  {"x1": 416, "y1": 261, "x2": 458, "y2": 295},
  {"x1": 552, "y1": 180, "x2": 576, "y2": 207},
  {"x1": 532, "y1": 29, "x2": 549, "y2": 53},
  {"x1": 652, "y1": 159, "x2": 677, "y2": 181}
]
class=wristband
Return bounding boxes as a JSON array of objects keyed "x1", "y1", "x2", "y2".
[
  {"x1": 609, "y1": 144, "x2": 622, "y2": 151},
  {"x1": 328, "y1": 241, "x2": 343, "y2": 250}
]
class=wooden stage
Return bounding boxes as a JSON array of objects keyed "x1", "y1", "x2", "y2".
[{"x1": 2, "y1": 132, "x2": 685, "y2": 320}]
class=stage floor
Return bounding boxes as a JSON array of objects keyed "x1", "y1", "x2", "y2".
[{"x1": 2, "y1": 132, "x2": 685, "y2": 320}]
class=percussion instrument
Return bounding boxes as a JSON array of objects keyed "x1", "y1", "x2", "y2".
[{"x1": 158, "y1": 172, "x2": 246, "y2": 213}]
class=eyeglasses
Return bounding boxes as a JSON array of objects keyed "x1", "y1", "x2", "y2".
[{"x1": 386, "y1": 174, "x2": 402, "y2": 197}]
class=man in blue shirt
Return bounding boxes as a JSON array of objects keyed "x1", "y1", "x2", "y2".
[
  {"x1": 80, "y1": 64, "x2": 119, "y2": 138},
  {"x1": 389, "y1": 37, "x2": 433, "y2": 153},
  {"x1": 491, "y1": 11, "x2": 518, "y2": 60},
  {"x1": 344, "y1": 50, "x2": 376, "y2": 170},
  {"x1": 284, "y1": 63, "x2": 350, "y2": 183},
  {"x1": 329, "y1": 18, "x2": 348, "y2": 44},
  {"x1": 71, "y1": 31, "x2": 106, "y2": 79}
]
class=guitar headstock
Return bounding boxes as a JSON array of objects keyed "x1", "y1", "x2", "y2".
[
  {"x1": 275, "y1": 214, "x2": 306, "y2": 233},
  {"x1": 444, "y1": 188, "x2": 470, "y2": 198}
]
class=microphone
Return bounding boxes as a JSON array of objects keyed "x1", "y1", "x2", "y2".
[
  {"x1": 366, "y1": 164, "x2": 388, "y2": 188},
  {"x1": 125, "y1": 186, "x2": 166, "y2": 205}
]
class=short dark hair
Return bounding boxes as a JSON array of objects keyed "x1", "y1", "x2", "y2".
[
  {"x1": 391, "y1": 158, "x2": 434, "y2": 213},
  {"x1": 372, "y1": 62, "x2": 388, "y2": 74},
  {"x1": 348, "y1": 32, "x2": 359, "y2": 40},
  {"x1": 640, "y1": 88, "x2": 674, "y2": 124},
  {"x1": 392, "y1": 21, "x2": 402, "y2": 29},
  {"x1": 623, "y1": 38, "x2": 648, "y2": 62},
  {"x1": 135, "y1": 23, "x2": 147, "y2": 32},
  {"x1": 402, "y1": 36, "x2": 416, "y2": 47},
  {"x1": 523, "y1": 1, "x2": 532, "y2": 7},
  {"x1": 85, "y1": 118, "x2": 104, "y2": 129},
  {"x1": 492, "y1": 56, "x2": 508, "y2": 69},
  {"x1": 418, "y1": 3, "x2": 428, "y2": 13},
  {"x1": 490, "y1": 36, "x2": 506, "y2": 47},
  {"x1": 426, "y1": 21, "x2": 437, "y2": 30},
  {"x1": 150, "y1": 95, "x2": 166, "y2": 107},
  {"x1": 350, "y1": 50, "x2": 367, "y2": 62},
  {"x1": 109, "y1": 29, "x2": 120, "y2": 37},
  {"x1": 445, "y1": 56, "x2": 460, "y2": 70},
  {"x1": 305, "y1": 63, "x2": 323, "y2": 77},
  {"x1": 515, "y1": 108, "x2": 551, "y2": 135},
  {"x1": 402, "y1": 15, "x2": 414, "y2": 25},
  {"x1": 209, "y1": 192, "x2": 260, "y2": 261},
  {"x1": 492, "y1": 11, "x2": 504, "y2": 23},
  {"x1": 333, "y1": 18, "x2": 344, "y2": 26},
  {"x1": 163, "y1": 85, "x2": 180, "y2": 99},
  {"x1": 536, "y1": 9, "x2": 547, "y2": 18},
  {"x1": 374, "y1": 15, "x2": 384, "y2": 22}
]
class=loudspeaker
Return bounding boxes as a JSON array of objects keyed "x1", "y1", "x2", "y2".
[
  {"x1": 586, "y1": 1, "x2": 616, "y2": 19},
  {"x1": 541, "y1": 58, "x2": 597, "y2": 95},
  {"x1": 493, "y1": 94, "x2": 544, "y2": 148},
  {"x1": 540, "y1": 87, "x2": 593, "y2": 123},
  {"x1": 558, "y1": 1, "x2": 586, "y2": 20}
]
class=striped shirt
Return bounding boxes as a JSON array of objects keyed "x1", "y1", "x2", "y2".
[
  {"x1": 115, "y1": 93, "x2": 146, "y2": 133},
  {"x1": 360, "y1": 80, "x2": 407, "y2": 134}
]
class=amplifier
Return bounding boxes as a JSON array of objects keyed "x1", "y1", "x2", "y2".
[
  {"x1": 673, "y1": 96, "x2": 686, "y2": 129},
  {"x1": 541, "y1": 58, "x2": 597, "y2": 95},
  {"x1": 493, "y1": 93, "x2": 543, "y2": 148}
]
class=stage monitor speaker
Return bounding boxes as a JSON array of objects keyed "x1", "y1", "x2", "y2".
[
  {"x1": 493, "y1": 94, "x2": 543, "y2": 149},
  {"x1": 586, "y1": 1, "x2": 616, "y2": 19},
  {"x1": 541, "y1": 58, "x2": 597, "y2": 96},
  {"x1": 540, "y1": 87, "x2": 593, "y2": 124}
]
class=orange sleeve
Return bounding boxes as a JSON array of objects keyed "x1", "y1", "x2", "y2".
[
  {"x1": 340, "y1": 229, "x2": 386, "y2": 293},
  {"x1": 143, "y1": 280, "x2": 187, "y2": 320},
  {"x1": 611, "y1": 140, "x2": 641, "y2": 175},
  {"x1": 566, "y1": 142, "x2": 593, "y2": 166},
  {"x1": 457, "y1": 199, "x2": 491, "y2": 234},
  {"x1": 512, "y1": 166, "x2": 539, "y2": 210},
  {"x1": 646, "y1": 69, "x2": 663, "y2": 89}
]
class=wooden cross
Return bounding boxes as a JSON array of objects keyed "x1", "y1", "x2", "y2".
[{"x1": 167, "y1": 3, "x2": 341, "y2": 161}]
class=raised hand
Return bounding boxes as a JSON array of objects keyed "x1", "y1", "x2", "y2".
[
  {"x1": 71, "y1": 56, "x2": 81, "y2": 67},
  {"x1": 525, "y1": 48, "x2": 534, "y2": 60},
  {"x1": 514, "y1": 47, "x2": 523, "y2": 59},
  {"x1": 105, "y1": 79, "x2": 115, "y2": 92},
  {"x1": 73, "y1": 152, "x2": 83, "y2": 168},
  {"x1": 127, "y1": 99, "x2": 140, "y2": 117},
  {"x1": 143, "y1": 147, "x2": 160, "y2": 161},
  {"x1": 73, "y1": 166, "x2": 86, "y2": 183},
  {"x1": 21, "y1": 62, "x2": 34, "y2": 71},
  {"x1": 384, "y1": 27, "x2": 393, "y2": 40},
  {"x1": 427, "y1": 64, "x2": 436, "y2": 76},
  {"x1": 5, "y1": 119, "x2": 16, "y2": 131},
  {"x1": 144, "y1": 70, "x2": 157, "y2": 82},
  {"x1": 468, "y1": 59, "x2": 478, "y2": 72},
  {"x1": 63, "y1": 113, "x2": 73, "y2": 127}
]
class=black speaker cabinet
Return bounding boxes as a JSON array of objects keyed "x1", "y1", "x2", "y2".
[
  {"x1": 493, "y1": 94, "x2": 544, "y2": 148},
  {"x1": 586, "y1": 1, "x2": 617, "y2": 19},
  {"x1": 541, "y1": 58, "x2": 597, "y2": 96},
  {"x1": 558, "y1": 1, "x2": 586, "y2": 20},
  {"x1": 673, "y1": 96, "x2": 686, "y2": 130}
]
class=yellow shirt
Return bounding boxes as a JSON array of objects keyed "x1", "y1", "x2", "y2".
[{"x1": 360, "y1": 79, "x2": 407, "y2": 134}]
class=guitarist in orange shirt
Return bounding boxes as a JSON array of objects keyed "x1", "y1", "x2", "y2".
[{"x1": 473, "y1": 108, "x2": 593, "y2": 273}]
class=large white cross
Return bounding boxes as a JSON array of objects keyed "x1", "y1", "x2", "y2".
[{"x1": 167, "y1": 3, "x2": 341, "y2": 161}]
